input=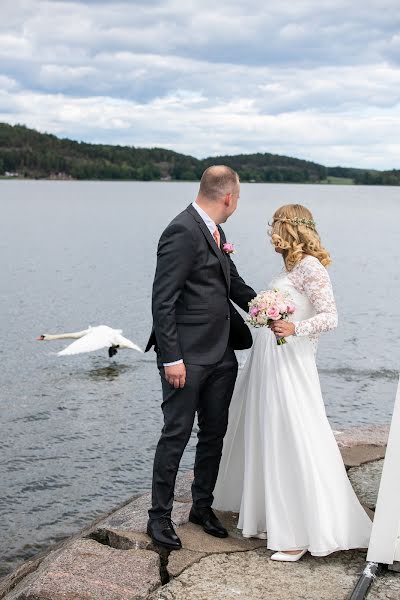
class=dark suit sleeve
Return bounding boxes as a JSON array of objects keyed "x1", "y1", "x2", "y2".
[
  {"x1": 229, "y1": 257, "x2": 257, "y2": 312},
  {"x1": 152, "y1": 222, "x2": 196, "y2": 363},
  {"x1": 218, "y1": 226, "x2": 257, "y2": 312}
]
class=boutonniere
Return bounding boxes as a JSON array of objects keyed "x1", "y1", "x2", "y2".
[{"x1": 222, "y1": 242, "x2": 236, "y2": 255}]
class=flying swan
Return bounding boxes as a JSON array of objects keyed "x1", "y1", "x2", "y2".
[{"x1": 37, "y1": 325, "x2": 143, "y2": 357}]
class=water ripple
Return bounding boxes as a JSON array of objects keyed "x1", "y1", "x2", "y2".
[{"x1": 320, "y1": 367, "x2": 398, "y2": 380}]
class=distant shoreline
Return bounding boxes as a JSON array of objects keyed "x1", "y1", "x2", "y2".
[
  {"x1": 2, "y1": 122, "x2": 399, "y2": 186},
  {"x1": 0, "y1": 176, "x2": 355, "y2": 185},
  {"x1": 3, "y1": 178, "x2": 396, "y2": 187}
]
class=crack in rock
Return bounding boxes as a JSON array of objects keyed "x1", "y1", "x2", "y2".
[{"x1": 87, "y1": 528, "x2": 171, "y2": 585}]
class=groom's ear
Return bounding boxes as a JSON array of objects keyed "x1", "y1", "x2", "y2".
[{"x1": 223, "y1": 192, "x2": 232, "y2": 207}]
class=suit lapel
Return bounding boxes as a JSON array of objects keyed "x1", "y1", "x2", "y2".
[
  {"x1": 217, "y1": 226, "x2": 231, "y2": 287},
  {"x1": 186, "y1": 204, "x2": 230, "y2": 288}
]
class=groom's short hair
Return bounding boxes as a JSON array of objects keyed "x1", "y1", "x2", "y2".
[{"x1": 199, "y1": 165, "x2": 239, "y2": 201}]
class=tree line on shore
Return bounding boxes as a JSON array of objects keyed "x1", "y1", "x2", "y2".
[{"x1": 1, "y1": 122, "x2": 399, "y2": 185}]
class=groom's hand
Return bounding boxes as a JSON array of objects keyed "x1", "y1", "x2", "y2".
[{"x1": 165, "y1": 363, "x2": 186, "y2": 388}]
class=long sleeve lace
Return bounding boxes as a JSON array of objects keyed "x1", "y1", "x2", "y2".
[{"x1": 288, "y1": 256, "x2": 338, "y2": 337}]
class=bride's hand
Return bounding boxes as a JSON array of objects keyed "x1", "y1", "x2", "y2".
[{"x1": 270, "y1": 320, "x2": 296, "y2": 337}]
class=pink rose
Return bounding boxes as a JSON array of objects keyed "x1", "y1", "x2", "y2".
[
  {"x1": 278, "y1": 303, "x2": 288, "y2": 313},
  {"x1": 222, "y1": 242, "x2": 235, "y2": 254},
  {"x1": 250, "y1": 306, "x2": 259, "y2": 316},
  {"x1": 286, "y1": 303, "x2": 296, "y2": 314},
  {"x1": 267, "y1": 306, "x2": 280, "y2": 320}
]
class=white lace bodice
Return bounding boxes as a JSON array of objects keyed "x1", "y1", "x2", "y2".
[{"x1": 270, "y1": 255, "x2": 338, "y2": 351}]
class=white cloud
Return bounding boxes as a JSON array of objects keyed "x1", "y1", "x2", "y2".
[
  {"x1": 0, "y1": 74, "x2": 19, "y2": 90},
  {"x1": 0, "y1": 0, "x2": 400, "y2": 168},
  {"x1": 0, "y1": 33, "x2": 32, "y2": 59},
  {"x1": 1, "y1": 85, "x2": 400, "y2": 168}
]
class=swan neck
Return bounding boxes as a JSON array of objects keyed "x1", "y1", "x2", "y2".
[{"x1": 44, "y1": 331, "x2": 85, "y2": 340}]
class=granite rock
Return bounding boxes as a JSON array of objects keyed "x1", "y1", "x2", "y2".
[
  {"x1": 5, "y1": 538, "x2": 160, "y2": 600},
  {"x1": 93, "y1": 492, "x2": 191, "y2": 535},
  {"x1": 335, "y1": 426, "x2": 389, "y2": 448},
  {"x1": 152, "y1": 548, "x2": 370, "y2": 600},
  {"x1": 91, "y1": 528, "x2": 154, "y2": 551},
  {"x1": 0, "y1": 557, "x2": 43, "y2": 599},
  {"x1": 167, "y1": 549, "x2": 206, "y2": 578},
  {"x1": 87, "y1": 491, "x2": 192, "y2": 565},
  {"x1": 369, "y1": 571, "x2": 400, "y2": 599},
  {"x1": 176, "y1": 511, "x2": 266, "y2": 554},
  {"x1": 340, "y1": 444, "x2": 386, "y2": 468},
  {"x1": 348, "y1": 460, "x2": 384, "y2": 510}
]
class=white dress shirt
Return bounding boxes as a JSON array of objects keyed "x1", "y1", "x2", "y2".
[
  {"x1": 163, "y1": 201, "x2": 218, "y2": 367},
  {"x1": 191, "y1": 200, "x2": 217, "y2": 237}
]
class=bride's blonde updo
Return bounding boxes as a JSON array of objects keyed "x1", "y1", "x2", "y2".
[{"x1": 269, "y1": 204, "x2": 331, "y2": 271}]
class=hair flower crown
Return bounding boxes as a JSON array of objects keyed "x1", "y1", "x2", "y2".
[{"x1": 275, "y1": 216, "x2": 316, "y2": 230}]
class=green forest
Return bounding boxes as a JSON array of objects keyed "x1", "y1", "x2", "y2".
[{"x1": 1, "y1": 122, "x2": 399, "y2": 185}]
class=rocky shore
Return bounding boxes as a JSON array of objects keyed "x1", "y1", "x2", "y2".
[{"x1": 1, "y1": 425, "x2": 400, "y2": 600}]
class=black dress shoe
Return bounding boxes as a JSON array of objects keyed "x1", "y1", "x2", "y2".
[
  {"x1": 189, "y1": 506, "x2": 228, "y2": 538},
  {"x1": 147, "y1": 516, "x2": 182, "y2": 550}
]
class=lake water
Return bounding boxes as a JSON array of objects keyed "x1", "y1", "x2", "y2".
[{"x1": 1, "y1": 181, "x2": 399, "y2": 577}]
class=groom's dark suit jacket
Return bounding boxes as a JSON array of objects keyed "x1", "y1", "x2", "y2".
[{"x1": 145, "y1": 204, "x2": 256, "y2": 365}]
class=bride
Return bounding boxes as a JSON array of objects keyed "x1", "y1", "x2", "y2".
[{"x1": 213, "y1": 203, "x2": 372, "y2": 561}]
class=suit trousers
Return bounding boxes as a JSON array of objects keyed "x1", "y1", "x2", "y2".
[{"x1": 148, "y1": 345, "x2": 238, "y2": 520}]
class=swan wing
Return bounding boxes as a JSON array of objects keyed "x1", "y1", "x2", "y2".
[
  {"x1": 115, "y1": 333, "x2": 143, "y2": 353},
  {"x1": 58, "y1": 328, "x2": 114, "y2": 356}
]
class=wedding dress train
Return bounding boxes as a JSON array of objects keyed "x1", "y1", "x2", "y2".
[{"x1": 213, "y1": 255, "x2": 372, "y2": 556}]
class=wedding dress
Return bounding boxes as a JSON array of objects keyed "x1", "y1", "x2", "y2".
[{"x1": 213, "y1": 255, "x2": 372, "y2": 555}]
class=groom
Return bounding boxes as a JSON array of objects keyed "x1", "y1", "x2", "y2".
[{"x1": 145, "y1": 165, "x2": 256, "y2": 550}]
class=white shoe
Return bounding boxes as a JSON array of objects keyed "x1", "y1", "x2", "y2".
[
  {"x1": 242, "y1": 532, "x2": 267, "y2": 539},
  {"x1": 270, "y1": 549, "x2": 307, "y2": 562}
]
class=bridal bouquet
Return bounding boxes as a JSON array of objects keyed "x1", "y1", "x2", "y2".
[{"x1": 247, "y1": 289, "x2": 295, "y2": 345}]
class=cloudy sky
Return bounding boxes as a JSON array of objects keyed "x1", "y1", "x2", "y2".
[{"x1": 1, "y1": 0, "x2": 400, "y2": 168}]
